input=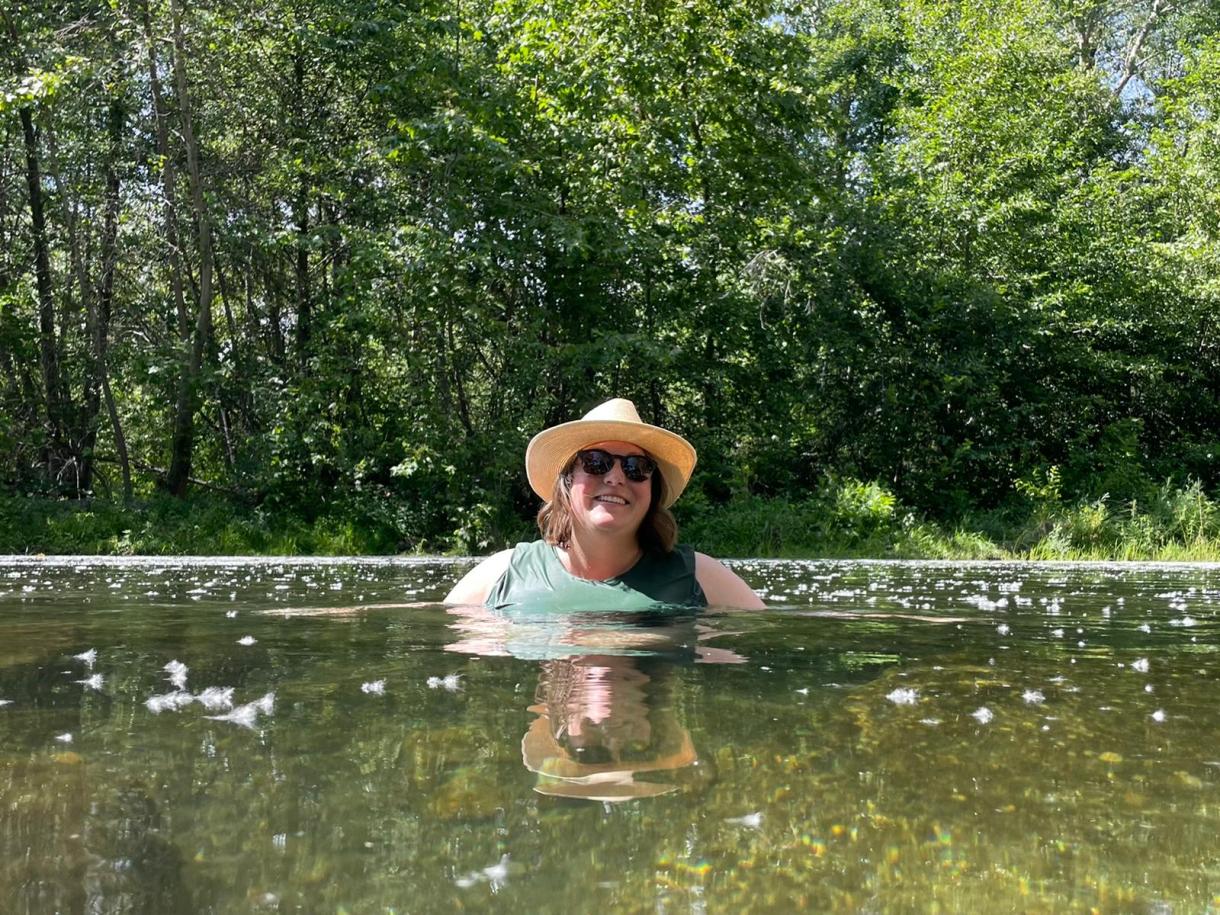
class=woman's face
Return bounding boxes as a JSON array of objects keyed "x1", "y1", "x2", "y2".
[{"x1": 567, "y1": 440, "x2": 653, "y2": 539}]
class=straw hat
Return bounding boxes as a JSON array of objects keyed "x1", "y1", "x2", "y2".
[{"x1": 525, "y1": 399, "x2": 697, "y2": 508}]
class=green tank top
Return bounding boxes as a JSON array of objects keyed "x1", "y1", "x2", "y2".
[{"x1": 485, "y1": 541, "x2": 707, "y2": 612}]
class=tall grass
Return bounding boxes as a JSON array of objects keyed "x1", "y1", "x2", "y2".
[
  {"x1": 679, "y1": 477, "x2": 1220, "y2": 560},
  {"x1": 1017, "y1": 479, "x2": 1220, "y2": 561},
  {"x1": 0, "y1": 494, "x2": 397, "y2": 556},
  {"x1": 3, "y1": 478, "x2": 1219, "y2": 560}
]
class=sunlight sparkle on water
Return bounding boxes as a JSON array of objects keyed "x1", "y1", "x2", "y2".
[
  {"x1": 206, "y1": 692, "x2": 275, "y2": 729},
  {"x1": 164, "y1": 660, "x2": 188, "y2": 689},
  {"x1": 726, "y1": 812, "x2": 764, "y2": 828},
  {"x1": 455, "y1": 854, "x2": 511, "y2": 890},
  {"x1": 146, "y1": 691, "x2": 194, "y2": 713},
  {"x1": 196, "y1": 687, "x2": 235, "y2": 710}
]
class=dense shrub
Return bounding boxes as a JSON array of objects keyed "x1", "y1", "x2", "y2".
[{"x1": 3, "y1": 477, "x2": 1218, "y2": 560}]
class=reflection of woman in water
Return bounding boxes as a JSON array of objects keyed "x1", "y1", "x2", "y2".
[
  {"x1": 523, "y1": 654, "x2": 701, "y2": 801},
  {"x1": 444, "y1": 597, "x2": 739, "y2": 800},
  {"x1": 445, "y1": 398, "x2": 764, "y2": 609}
]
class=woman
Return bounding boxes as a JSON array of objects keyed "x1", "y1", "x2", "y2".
[{"x1": 445, "y1": 398, "x2": 765, "y2": 609}]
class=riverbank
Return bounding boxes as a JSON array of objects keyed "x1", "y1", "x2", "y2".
[{"x1": 4, "y1": 481, "x2": 1219, "y2": 561}]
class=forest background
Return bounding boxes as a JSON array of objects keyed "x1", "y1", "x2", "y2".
[{"x1": 2, "y1": 0, "x2": 1219, "y2": 559}]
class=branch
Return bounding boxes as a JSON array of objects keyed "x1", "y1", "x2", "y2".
[
  {"x1": 1114, "y1": 0, "x2": 1176, "y2": 99},
  {"x1": 94, "y1": 454, "x2": 247, "y2": 497}
]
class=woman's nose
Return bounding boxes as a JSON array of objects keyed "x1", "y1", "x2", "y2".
[{"x1": 601, "y1": 461, "x2": 627, "y2": 483}]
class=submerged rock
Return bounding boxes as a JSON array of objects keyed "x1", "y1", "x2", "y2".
[{"x1": 429, "y1": 766, "x2": 503, "y2": 821}]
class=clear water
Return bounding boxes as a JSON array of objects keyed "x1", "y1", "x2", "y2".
[{"x1": 2, "y1": 557, "x2": 1219, "y2": 913}]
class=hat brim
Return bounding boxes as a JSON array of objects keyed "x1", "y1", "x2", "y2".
[
  {"x1": 523, "y1": 738, "x2": 698, "y2": 780},
  {"x1": 531, "y1": 774, "x2": 678, "y2": 802},
  {"x1": 526, "y1": 419, "x2": 696, "y2": 509}
]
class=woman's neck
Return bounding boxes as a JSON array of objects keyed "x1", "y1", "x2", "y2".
[{"x1": 559, "y1": 531, "x2": 643, "y2": 581}]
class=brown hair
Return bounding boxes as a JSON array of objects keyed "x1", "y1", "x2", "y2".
[{"x1": 536, "y1": 455, "x2": 678, "y2": 553}]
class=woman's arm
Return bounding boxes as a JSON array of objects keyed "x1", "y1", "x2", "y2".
[
  {"x1": 694, "y1": 553, "x2": 766, "y2": 609},
  {"x1": 443, "y1": 549, "x2": 514, "y2": 605}
]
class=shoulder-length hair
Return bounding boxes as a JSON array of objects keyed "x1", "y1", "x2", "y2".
[{"x1": 537, "y1": 457, "x2": 678, "y2": 553}]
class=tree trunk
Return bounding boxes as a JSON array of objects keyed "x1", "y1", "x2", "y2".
[
  {"x1": 213, "y1": 258, "x2": 259, "y2": 442},
  {"x1": 42, "y1": 123, "x2": 89, "y2": 375},
  {"x1": 264, "y1": 259, "x2": 286, "y2": 363},
  {"x1": 292, "y1": 52, "x2": 312, "y2": 364},
  {"x1": 3, "y1": 12, "x2": 68, "y2": 477},
  {"x1": 139, "y1": 0, "x2": 189, "y2": 340},
  {"x1": 95, "y1": 97, "x2": 132, "y2": 502},
  {"x1": 295, "y1": 191, "x2": 311, "y2": 361},
  {"x1": 215, "y1": 255, "x2": 240, "y2": 345},
  {"x1": 164, "y1": 0, "x2": 215, "y2": 496},
  {"x1": 446, "y1": 315, "x2": 473, "y2": 435},
  {"x1": 18, "y1": 104, "x2": 69, "y2": 472}
]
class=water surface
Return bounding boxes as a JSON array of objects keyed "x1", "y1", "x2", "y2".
[{"x1": 2, "y1": 557, "x2": 1219, "y2": 912}]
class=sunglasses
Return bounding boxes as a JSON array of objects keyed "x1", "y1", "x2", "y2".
[{"x1": 572, "y1": 449, "x2": 657, "y2": 482}]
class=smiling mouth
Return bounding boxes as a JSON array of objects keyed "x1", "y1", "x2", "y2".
[{"x1": 594, "y1": 495, "x2": 628, "y2": 505}]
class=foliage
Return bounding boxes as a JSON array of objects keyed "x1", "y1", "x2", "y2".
[
  {"x1": 1, "y1": 0, "x2": 1218, "y2": 556},
  {"x1": 6, "y1": 476, "x2": 1220, "y2": 560}
]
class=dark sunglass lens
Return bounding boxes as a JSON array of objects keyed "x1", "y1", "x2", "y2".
[
  {"x1": 578, "y1": 450, "x2": 613, "y2": 475},
  {"x1": 622, "y1": 455, "x2": 656, "y2": 481}
]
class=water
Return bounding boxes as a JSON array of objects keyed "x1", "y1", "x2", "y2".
[{"x1": 2, "y1": 557, "x2": 1219, "y2": 913}]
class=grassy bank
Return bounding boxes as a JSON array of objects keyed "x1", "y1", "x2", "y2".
[
  {"x1": 0, "y1": 493, "x2": 401, "y2": 557},
  {"x1": 680, "y1": 479, "x2": 1220, "y2": 562},
  {"x1": 3, "y1": 477, "x2": 1219, "y2": 561}
]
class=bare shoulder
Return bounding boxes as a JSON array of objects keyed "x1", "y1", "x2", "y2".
[
  {"x1": 694, "y1": 552, "x2": 766, "y2": 609},
  {"x1": 443, "y1": 548, "x2": 514, "y2": 605}
]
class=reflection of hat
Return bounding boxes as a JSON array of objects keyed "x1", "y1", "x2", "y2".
[
  {"x1": 525, "y1": 399, "x2": 697, "y2": 508},
  {"x1": 521, "y1": 713, "x2": 697, "y2": 802}
]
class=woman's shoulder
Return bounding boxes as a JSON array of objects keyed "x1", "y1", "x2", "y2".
[{"x1": 442, "y1": 547, "x2": 518, "y2": 605}]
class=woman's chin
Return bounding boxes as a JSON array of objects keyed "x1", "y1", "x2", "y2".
[{"x1": 583, "y1": 505, "x2": 638, "y2": 530}]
